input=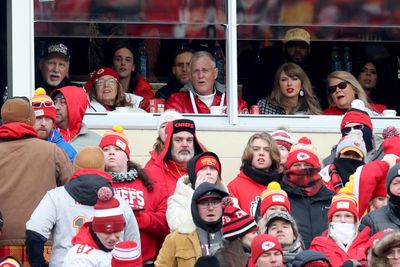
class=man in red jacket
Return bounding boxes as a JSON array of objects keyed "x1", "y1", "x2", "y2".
[
  {"x1": 145, "y1": 119, "x2": 205, "y2": 197},
  {"x1": 165, "y1": 51, "x2": 248, "y2": 114}
]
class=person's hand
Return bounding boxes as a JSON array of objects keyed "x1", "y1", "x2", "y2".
[{"x1": 194, "y1": 175, "x2": 214, "y2": 189}]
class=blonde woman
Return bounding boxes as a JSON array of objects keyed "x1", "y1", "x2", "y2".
[
  {"x1": 323, "y1": 71, "x2": 384, "y2": 115},
  {"x1": 257, "y1": 63, "x2": 322, "y2": 115}
]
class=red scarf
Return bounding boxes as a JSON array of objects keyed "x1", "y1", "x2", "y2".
[
  {"x1": 284, "y1": 167, "x2": 323, "y2": 196},
  {"x1": 0, "y1": 122, "x2": 37, "y2": 139}
]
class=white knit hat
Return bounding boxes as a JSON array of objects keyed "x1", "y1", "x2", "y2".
[{"x1": 157, "y1": 109, "x2": 183, "y2": 134}]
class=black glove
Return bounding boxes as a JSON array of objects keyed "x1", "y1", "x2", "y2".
[{"x1": 26, "y1": 230, "x2": 48, "y2": 267}]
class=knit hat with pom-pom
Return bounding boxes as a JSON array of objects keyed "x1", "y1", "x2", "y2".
[
  {"x1": 285, "y1": 137, "x2": 320, "y2": 169},
  {"x1": 328, "y1": 187, "x2": 359, "y2": 222},
  {"x1": 340, "y1": 100, "x2": 373, "y2": 130},
  {"x1": 112, "y1": 241, "x2": 142, "y2": 267},
  {"x1": 382, "y1": 126, "x2": 400, "y2": 157},
  {"x1": 260, "y1": 182, "x2": 291, "y2": 216},
  {"x1": 73, "y1": 146, "x2": 105, "y2": 172},
  {"x1": 31, "y1": 87, "x2": 56, "y2": 122},
  {"x1": 222, "y1": 203, "x2": 258, "y2": 240},
  {"x1": 99, "y1": 125, "x2": 130, "y2": 158},
  {"x1": 92, "y1": 187, "x2": 125, "y2": 233},
  {"x1": 271, "y1": 130, "x2": 295, "y2": 152}
]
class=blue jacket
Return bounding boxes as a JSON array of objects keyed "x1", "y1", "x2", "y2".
[{"x1": 48, "y1": 128, "x2": 77, "y2": 163}]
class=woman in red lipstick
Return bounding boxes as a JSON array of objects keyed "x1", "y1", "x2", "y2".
[{"x1": 257, "y1": 63, "x2": 322, "y2": 115}]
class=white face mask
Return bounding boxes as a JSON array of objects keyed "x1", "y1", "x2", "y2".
[{"x1": 329, "y1": 222, "x2": 356, "y2": 245}]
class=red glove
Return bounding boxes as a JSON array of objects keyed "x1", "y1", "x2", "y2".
[{"x1": 134, "y1": 211, "x2": 151, "y2": 230}]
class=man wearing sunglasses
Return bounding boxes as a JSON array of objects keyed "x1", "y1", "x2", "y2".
[
  {"x1": 323, "y1": 105, "x2": 384, "y2": 167},
  {"x1": 31, "y1": 88, "x2": 77, "y2": 163}
]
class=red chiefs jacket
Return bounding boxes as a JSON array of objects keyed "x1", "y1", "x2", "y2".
[
  {"x1": 165, "y1": 82, "x2": 248, "y2": 114},
  {"x1": 228, "y1": 170, "x2": 268, "y2": 216},
  {"x1": 310, "y1": 227, "x2": 373, "y2": 267},
  {"x1": 112, "y1": 178, "x2": 169, "y2": 262}
]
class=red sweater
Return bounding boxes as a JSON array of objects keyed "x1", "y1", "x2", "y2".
[
  {"x1": 165, "y1": 91, "x2": 248, "y2": 114},
  {"x1": 227, "y1": 170, "x2": 268, "y2": 216},
  {"x1": 112, "y1": 179, "x2": 169, "y2": 261}
]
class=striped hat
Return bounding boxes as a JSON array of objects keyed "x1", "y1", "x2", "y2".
[
  {"x1": 31, "y1": 87, "x2": 56, "y2": 122},
  {"x1": 271, "y1": 130, "x2": 295, "y2": 151},
  {"x1": 92, "y1": 187, "x2": 125, "y2": 233},
  {"x1": 99, "y1": 125, "x2": 130, "y2": 158},
  {"x1": 222, "y1": 203, "x2": 258, "y2": 240},
  {"x1": 112, "y1": 241, "x2": 142, "y2": 267}
]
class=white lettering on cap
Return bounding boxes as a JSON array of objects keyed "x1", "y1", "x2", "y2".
[
  {"x1": 296, "y1": 152, "x2": 310, "y2": 161},
  {"x1": 116, "y1": 139, "x2": 127, "y2": 151},
  {"x1": 272, "y1": 195, "x2": 285, "y2": 203},
  {"x1": 261, "y1": 241, "x2": 275, "y2": 251},
  {"x1": 336, "y1": 201, "x2": 350, "y2": 209},
  {"x1": 34, "y1": 109, "x2": 44, "y2": 117}
]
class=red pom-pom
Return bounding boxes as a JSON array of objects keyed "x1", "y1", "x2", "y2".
[
  {"x1": 298, "y1": 137, "x2": 312, "y2": 145},
  {"x1": 221, "y1": 197, "x2": 233, "y2": 208},
  {"x1": 383, "y1": 126, "x2": 400, "y2": 139},
  {"x1": 97, "y1": 186, "x2": 113, "y2": 201}
]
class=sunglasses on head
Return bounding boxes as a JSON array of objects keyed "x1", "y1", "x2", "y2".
[
  {"x1": 31, "y1": 100, "x2": 54, "y2": 108},
  {"x1": 327, "y1": 81, "x2": 348, "y2": 94},
  {"x1": 341, "y1": 124, "x2": 364, "y2": 135}
]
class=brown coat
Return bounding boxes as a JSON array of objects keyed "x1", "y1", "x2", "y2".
[{"x1": 0, "y1": 137, "x2": 72, "y2": 245}]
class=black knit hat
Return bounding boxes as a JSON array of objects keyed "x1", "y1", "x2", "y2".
[{"x1": 194, "y1": 256, "x2": 220, "y2": 267}]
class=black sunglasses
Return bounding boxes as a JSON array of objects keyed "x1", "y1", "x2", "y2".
[
  {"x1": 341, "y1": 124, "x2": 364, "y2": 135},
  {"x1": 327, "y1": 81, "x2": 348, "y2": 94}
]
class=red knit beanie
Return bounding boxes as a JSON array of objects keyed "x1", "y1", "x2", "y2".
[
  {"x1": 328, "y1": 188, "x2": 358, "y2": 222},
  {"x1": 382, "y1": 126, "x2": 400, "y2": 157},
  {"x1": 222, "y1": 203, "x2": 258, "y2": 240},
  {"x1": 260, "y1": 182, "x2": 291, "y2": 216},
  {"x1": 99, "y1": 125, "x2": 130, "y2": 159},
  {"x1": 340, "y1": 108, "x2": 373, "y2": 130},
  {"x1": 194, "y1": 153, "x2": 221, "y2": 176},
  {"x1": 285, "y1": 137, "x2": 320, "y2": 169},
  {"x1": 84, "y1": 67, "x2": 120, "y2": 92},
  {"x1": 112, "y1": 241, "x2": 142, "y2": 267},
  {"x1": 271, "y1": 130, "x2": 295, "y2": 151},
  {"x1": 31, "y1": 88, "x2": 56, "y2": 122},
  {"x1": 251, "y1": 234, "x2": 282, "y2": 264},
  {"x1": 92, "y1": 187, "x2": 125, "y2": 233}
]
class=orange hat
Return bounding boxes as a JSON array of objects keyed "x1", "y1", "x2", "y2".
[
  {"x1": 99, "y1": 125, "x2": 130, "y2": 159},
  {"x1": 328, "y1": 188, "x2": 358, "y2": 222},
  {"x1": 31, "y1": 88, "x2": 56, "y2": 122},
  {"x1": 260, "y1": 182, "x2": 291, "y2": 215}
]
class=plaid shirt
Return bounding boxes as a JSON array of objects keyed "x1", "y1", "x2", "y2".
[{"x1": 257, "y1": 100, "x2": 286, "y2": 114}]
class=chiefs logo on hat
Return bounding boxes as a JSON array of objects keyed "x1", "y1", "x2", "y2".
[
  {"x1": 296, "y1": 152, "x2": 310, "y2": 161},
  {"x1": 261, "y1": 241, "x2": 276, "y2": 251}
]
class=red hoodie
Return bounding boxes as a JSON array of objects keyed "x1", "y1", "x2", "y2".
[
  {"x1": 0, "y1": 122, "x2": 37, "y2": 139},
  {"x1": 51, "y1": 86, "x2": 88, "y2": 142}
]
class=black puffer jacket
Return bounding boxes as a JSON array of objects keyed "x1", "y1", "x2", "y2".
[
  {"x1": 360, "y1": 201, "x2": 400, "y2": 235},
  {"x1": 281, "y1": 183, "x2": 334, "y2": 249}
]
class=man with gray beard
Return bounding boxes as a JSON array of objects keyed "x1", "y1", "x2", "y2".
[{"x1": 145, "y1": 118, "x2": 205, "y2": 197}]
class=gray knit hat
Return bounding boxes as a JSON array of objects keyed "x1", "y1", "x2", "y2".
[
  {"x1": 336, "y1": 130, "x2": 366, "y2": 159},
  {"x1": 386, "y1": 162, "x2": 400, "y2": 193}
]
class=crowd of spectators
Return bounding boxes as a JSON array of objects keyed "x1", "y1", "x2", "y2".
[{"x1": 1, "y1": 25, "x2": 400, "y2": 267}]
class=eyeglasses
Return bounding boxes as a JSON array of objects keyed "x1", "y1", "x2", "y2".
[
  {"x1": 95, "y1": 78, "x2": 117, "y2": 87},
  {"x1": 341, "y1": 124, "x2": 364, "y2": 135},
  {"x1": 386, "y1": 248, "x2": 400, "y2": 259},
  {"x1": 192, "y1": 68, "x2": 215, "y2": 75},
  {"x1": 327, "y1": 81, "x2": 348, "y2": 94},
  {"x1": 197, "y1": 199, "x2": 222, "y2": 209},
  {"x1": 31, "y1": 100, "x2": 55, "y2": 108}
]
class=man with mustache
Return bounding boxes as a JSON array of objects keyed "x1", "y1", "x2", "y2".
[
  {"x1": 30, "y1": 87, "x2": 76, "y2": 163},
  {"x1": 36, "y1": 43, "x2": 77, "y2": 95},
  {"x1": 145, "y1": 118, "x2": 205, "y2": 197}
]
